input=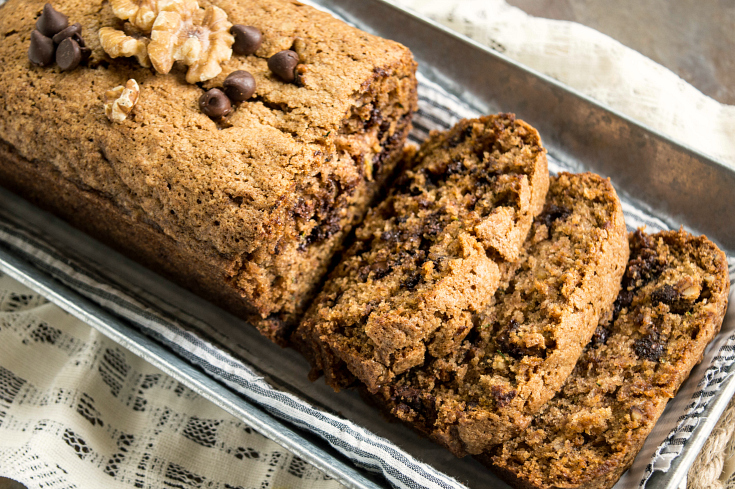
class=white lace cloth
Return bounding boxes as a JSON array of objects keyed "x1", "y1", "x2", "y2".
[
  {"x1": 0, "y1": 273, "x2": 343, "y2": 489},
  {"x1": 389, "y1": 0, "x2": 735, "y2": 169},
  {"x1": 1, "y1": 1, "x2": 735, "y2": 489}
]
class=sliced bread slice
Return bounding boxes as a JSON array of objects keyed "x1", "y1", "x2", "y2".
[
  {"x1": 379, "y1": 172, "x2": 629, "y2": 455},
  {"x1": 293, "y1": 114, "x2": 549, "y2": 392},
  {"x1": 485, "y1": 229, "x2": 730, "y2": 489}
]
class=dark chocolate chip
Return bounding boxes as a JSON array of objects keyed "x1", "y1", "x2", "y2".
[
  {"x1": 540, "y1": 204, "x2": 572, "y2": 229},
  {"x1": 72, "y1": 33, "x2": 85, "y2": 48},
  {"x1": 80, "y1": 46, "x2": 92, "y2": 63},
  {"x1": 52, "y1": 22, "x2": 81, "y2": 44},
  {"x1": 199, "y1": 88, "x2": 232, "y2": 120},
  {"x1": 401, "y1": 271, "x2": 422, "y2": 290},
  {"x1": 651, "y1": 283, "x2": 692, "y2": 314},
  {"x1": 56, "y1": 37, "x2": 81, "y2": 71},
  {"x1": 28, "y1": 30, "x2": 56, "y2": 67},
  {"x1": 230, "y1": 25, "x2": 262, "y2": 55},
  {"x1": 590, "y1": 324, "x2": 611, "y2": 347},
  {"x1": 634, "y1": 333, "x2": 664, "y2": 361},
  {"x1": 268, "y1": 50, "x2": 299, "y2": 82},
  {"x1": 651, "y1": 284, "x2": 678, "y2": 307},
  {"x1": 36, "y1": 3, "x2": 68, "y2": 38},
  {"x1": 496, "y1": 319, "x2": 546, "y2": 359},
  {"x1": 490, "y1": 385, "x2": 517, "y2": 409},
  {"x1": 612, "y1": 288, "x2": 635, "y2": 319},
  {"x1": 223, "y1": 70, "x2": 256, "y2": 102},
  {"x1": 381, "y1": 229, "x2": 400, "y2": 242},
  {"x1": 446, "y1": 158, "x2": 466, "y2": 176},
  {"x1": 370, "y1": 260, "x2": 392, "y2": 280},
  {"x1": 422, "y1": 212, "x2": 444, "y2": 237}
]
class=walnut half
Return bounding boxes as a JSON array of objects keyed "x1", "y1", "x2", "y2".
[
  {"x1": 104, "y1": 79, "x2": 140, "y2": 123},
  {"x1": 99, "y1": 27, "x2": 151, "y2": 67},
  {"x1": 110, "y1": 0, "x2": 161, "y2": 33},
  {"x1": 148, "y1": 0, "x2": 233, "y2": 83}
]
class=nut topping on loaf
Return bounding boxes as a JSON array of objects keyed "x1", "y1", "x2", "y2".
[
  {"x1": 375, "y1": 172, "x2": 629, "y2": 455},
  {"x1": 293, "y1": 114, "x2": 549, "y2": 392},
  {"x1": 485, "y1": 229, "x2": 730, "y2": 489}
]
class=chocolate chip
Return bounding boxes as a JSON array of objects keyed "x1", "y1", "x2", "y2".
[
  {"x1": 56, "y1": 37, "x2": 81, "y2": 71},
  {"x1": 36, "y1": 3, "x2": 68, "y2": 37},
  {"x1": 401, "y1": 271, "x2": 422, "y2": 290},
  {"x1": 268, "y1": 50, "x2": 299, "y2": 82},
  {"x1": 590, "y1": 324, "x2": 611, "y2": 347},
  {"x1": 223, "y1": 70, "x2": 256, "y2": 102},
  {"x1": 230, "y1": 25, "x2": 262, "y2": 55},
  {"x1": 199, "y1": 88, "x2": 232, "y2": 120},
  {"x1": 651, "y1": 283, "x2": 691, "y2": 314},
  {"x1": 381, "y1": 229, "x2": 400, "y2": 242},
  {"x1": 651, "y1": 284, "x2": 678, "y2": 307},
  {"x1": 52, "y1": 22, "x2": 81, "y2": 44},
  {"x1": 490, "y1": 385, "x2": 517, "y2": 409},
  {"x1": 72, "y1": 33, "x2": 85, "y2": 48},
  {"x1": 28, "y1": 30, "x2": 55, "y2": 67},
  {"x1": 370, "y1": 260, "x2": 392, "y2": 280},
  {"x1": 634, "y1": 333, "x2": 664, "y2": 361},
  {"x1": 80, "y1": 46, "x2": 92, "y2": 63},
  {"x1": 540, "y1": 204, "x2": 572, "y2": 229},
  {"x1": 612, "y1": 288, "x2": 635, "y2": 319}
]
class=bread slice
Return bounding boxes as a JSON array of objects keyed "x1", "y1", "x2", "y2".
[
  {"x1": 293, "y1": 114, "x2": 549, "y2": 392},
  {"x1": 483, "y1": 229, "x2": 730, "y2": 489},
  {"x1": 377, "y1": 172, "x2": 629, "y2": 455}
]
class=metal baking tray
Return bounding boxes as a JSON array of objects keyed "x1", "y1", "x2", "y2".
[{"x1": 1, "y1": 1, "x2": 734, "y2": 488}]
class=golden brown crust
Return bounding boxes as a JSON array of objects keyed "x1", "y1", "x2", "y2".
[
  {"x1": 0, "y1": 0, "x2": 418, "y2": 336},
  {"x1": 486, "y1": 229, "x2": 730, "y2": 489}
]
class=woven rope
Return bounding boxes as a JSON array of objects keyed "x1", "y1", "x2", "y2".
[{"x1": 688, "y1": 394, "x2": 735, "y2": 489}]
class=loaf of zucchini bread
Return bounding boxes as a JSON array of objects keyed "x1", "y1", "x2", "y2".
[
  {"x1": 484, "y1": 229, "x2": 730, "y2": 489},
  {"x1": 0, "y1": 0, "x2": 417, "y2": 343}
]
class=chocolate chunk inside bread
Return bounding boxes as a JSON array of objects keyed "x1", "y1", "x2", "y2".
[
  {"x1": 375, "y1": 172, "x2": 629, "y2": 455},
  {"x1": 293, "y1": 114, "x2": 549, "y2": 392},
  {"x1": 0, "y1": 0, "x2": 417, "y2": 343},
  {"x1": 484, "y1": 229, "x2": 730, "y2": 489}
]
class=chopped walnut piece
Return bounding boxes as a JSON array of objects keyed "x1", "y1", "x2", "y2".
[
  {"x1": 110, "y1": 0, "x2": 160, "y2": 32},
  {"x1": 104, "y1": 79, "x2": 140, "y2": 123},
  {"x1": 99, "y1": 26, "x2": 151, "y2": 67},
  {"x1": 148, "y1": 0, "x2": 233, "y2": 83}
]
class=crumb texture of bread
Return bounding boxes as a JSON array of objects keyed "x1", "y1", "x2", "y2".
[
  {"x1": 485, "y1": 229, "x2": 730, "y2": 489},
  {"x1": 374, "y1": 172, "x2": 629, "y2": 455},
  {"x1": 0, "y1": 0, "x2": 418, "y2": 340},
  {"x1": 293, "y1": 114, "x2": 549, "y2": 392}
]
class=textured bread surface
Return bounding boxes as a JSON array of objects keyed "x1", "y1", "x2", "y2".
[
  {"x1": 0, "y1": 0, "x2": 417, "y2": 341},
  {"x1": 484, "y1": 229, "x2": 730, "y2": 489},
  {"x1": 293, "y1": 114, "x2": 549, "y2": 392},
  {"x1": 374, "y1": 172, "x2": 629, "y2": 455}
]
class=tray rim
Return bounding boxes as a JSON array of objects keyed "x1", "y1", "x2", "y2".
[{"x1": 0, "y1": 1, "x2": 733, "y2": 488}]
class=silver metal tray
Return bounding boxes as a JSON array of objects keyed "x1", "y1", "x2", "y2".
[{"x1": 1, "y1": 1, "x2": 734, "y2": 488}]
